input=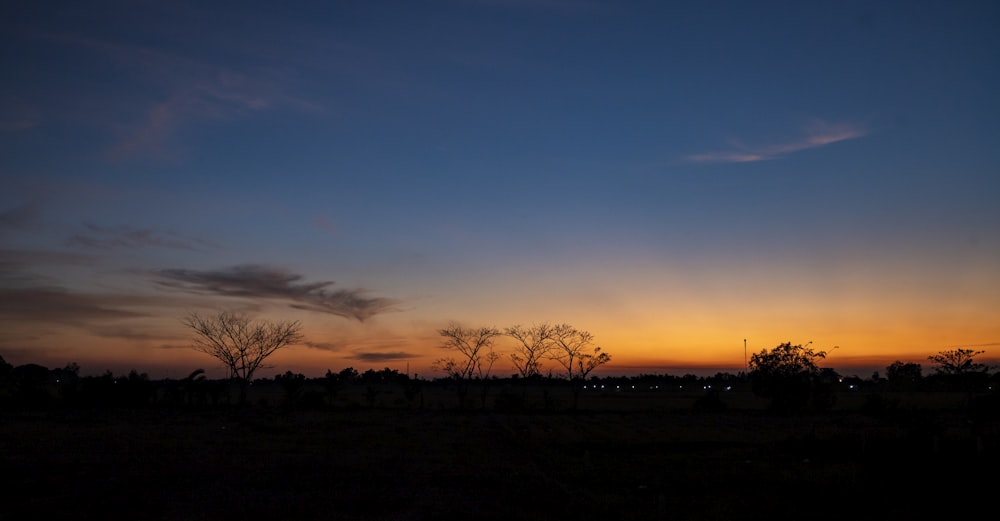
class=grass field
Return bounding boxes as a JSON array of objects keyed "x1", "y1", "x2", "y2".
[{"x1": 3, "y1": 388, "x2": 997, "y2": 520}]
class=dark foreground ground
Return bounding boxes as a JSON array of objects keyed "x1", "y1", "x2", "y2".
[{"x1": 3, "y1": 394, "x2": 998, "y2": 521}]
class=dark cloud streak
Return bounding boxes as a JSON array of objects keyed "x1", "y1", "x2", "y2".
[
  {"x1": 0, "y1": 286, "x2": 150, "y2": 324},
  {"x1": 0, "y1": 203, "x2": 41, "y2": 231},
  {"x1": 153, "y1": 264, "x2": 399, "y2": 321},
  {"x1": 0, "y1": 249, "x2": 95, "y2": 267},
  {"x1": 350, "y1": 351, "x2": 419, "y2": 362},
  {"x1": 68, "y1": 223, "x2": 214, "y2": 251},
  {"x1": 303, "y1": 341, "x2": 341, "y2": 352}
]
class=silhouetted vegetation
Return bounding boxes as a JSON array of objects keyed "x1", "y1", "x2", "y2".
[
  {"x1": 2, "y1": 359, "x2": 998, "y2": 521},
  {"x1": 2, "y1": 349, "x2": 998, "y2": 520},
  {"x1": 748, "y1": 341, "x2": 832, "y2": 412},
  {"x1": 182, "y1": 310, "x2": 304, "y2": 404},
  {"x1": 1, "y1": 347, "x2": 995, "y2": 415},
  {"x1": 433, "y1": 323, "x2": 503, "y2": 409}
]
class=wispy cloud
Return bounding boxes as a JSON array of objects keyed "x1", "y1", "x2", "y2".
[
  {"x1": 153, "y1": 264, "x2": 400, "y2": 321},
  {"x1": 87, "y1": 325, "x2": 181, "y2": 342},
  {"x1": 350, "y1": 351, "x2": 420, "y2": 362},
  {"x1": 41, "y1": 32, "x2": 322, "y2": 160},
  {"x1": 943, "y1": 342, "x2": 1000, "y2": 348},
  {"x1": 0, "y1": 286, "x2": 151, "y2": 324},
  {"x1": 687, "y1": 121, "x2": 869, "y2": 164},
  {"x1": 312, "y1": 215, "x2": 339, "y2": 236},
  {"x1": 0, "y1": 258, "x2": 192, "y2": 338},
  {"x1": 303, "y1": 341, "x2": 341, "y2": 352},
  {"x1": 0, "y1": 249, "x2": 95, "y2": 287},
  {"x1": 68, "y1": 223, "x2": 214, "y2": 251},
  {"x1": 0, "y1": 203, "x2": 42, "y2": 231}
]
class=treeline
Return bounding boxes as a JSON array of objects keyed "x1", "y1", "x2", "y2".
[{"x1": 3, "y1": 353, "x2": 999, "y2": 413}]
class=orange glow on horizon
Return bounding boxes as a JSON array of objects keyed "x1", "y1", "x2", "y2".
[{"x1": 3, "y1": 254, "x2": 997, "y2": 380}]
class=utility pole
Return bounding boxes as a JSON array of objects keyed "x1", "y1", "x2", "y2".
[{"x1": 743, "y1": 338, "x2": 747, "y2": 375}]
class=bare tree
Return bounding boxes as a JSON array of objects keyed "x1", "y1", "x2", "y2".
[
  {"x1": 928, "y1": 348, "x2": 989, "y2": 391},
  {"x1": 928, "y1": 348, "x2": 988, "y2": 375},
  {"x1": 550, "y1": 323, "x2": 611, "y2": 408},
  {"x1": 549, "y1": 324, "x2": 612, "y2": 380},
  {"x1": 433, "y1": 322, "x2": 502, "y2": 408},
  {"x1": 505, "y1": 323, "x2": 555, "y2": 378},
  {"x1": 182, "y1": 310, "x2": 304, "y2": 403}
]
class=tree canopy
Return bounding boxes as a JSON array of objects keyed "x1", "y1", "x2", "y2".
[{"x1": 182, "y1": 310, "x2": 304, "y2": 388}]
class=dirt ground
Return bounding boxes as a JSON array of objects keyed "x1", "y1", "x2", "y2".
[{"x1": 2, "y1": 392, "x2": 997, "y2": 520}]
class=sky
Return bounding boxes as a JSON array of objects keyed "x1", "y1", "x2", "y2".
[{"x1": 2, "y1": 0, "x2": 998, "y2": 380}]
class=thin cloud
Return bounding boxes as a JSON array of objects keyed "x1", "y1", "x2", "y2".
[
  {"x1": 687, "y1": 122, "x2": 868, "y2": 164},
  {"x1": 153, "y1": 264, "x2": 400, "y2": 321},
  {"x1": 303, "y1": 341, "x2": 341, "y2": 352},
  {"x1": 312, "y1": 215, "x2": 339, "y2": 236},
  {"x1": 43, "y1": 32, "x2": 322, "y2": 160},
  {"x1": 0, "y1": 250, "x2": 97, "y2": 296},
  {"x1": 350, "y1": 351, "x2": 420, "y2": 362},
  {"x1": 0, "y1": 203, "x2": 42, "y2": 231},
  {"x1": 156, "y1": 343, "x2": 192, "y2": 350},
  {"x1": 943, "y1": 342, "x2": 1000, "y2": 348},
  {"x1": 87, "y1": 325, "x2": 181, "y2": 343},
  {"x1": 685, "y1": 152, "x2": 769, "y2": 164},
  {"x1": 0, "y1": 286, "x2": 151, "y2": 324},
  {"x1": 0, "y1": 249, "x2": 96, "y2": 272},
  {"x1": 68, "y1": 223, "x2": 214, "y2": 251}
]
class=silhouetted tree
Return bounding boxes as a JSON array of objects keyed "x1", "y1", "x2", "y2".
[
  {"x1": 928, "y1": 348, "x2": 989, "y2": 391},
  {"x1": 885, "y1": 361, "x2": 923, "y2": 391},
  {"x1": 324, "y1": 369, "x2": 344, "y2": 405},
  {"x1": 164, "y1": 368, "x2": 209, "y2": 407},
  {"x1": 433, "y1": 322, "x2": 502, "y2": 409},
  {"x1": 748, "y1": 342, "x2": 829, "y2": 412},
  {"x1": 361, "y1": 367, "x2": 406, "y2": 385},
  {"x1": 506, "y1": 323, "x2": 555, "y2": 378},
  {"x1": 552, "y1": 324, "x2": 611, "y2": 381},
  {"x1": 549, "y1": 324, "x2": 612, "y2": 409},
  {"x1": 182, "y1": 310, "x2": 304, "y2": 404},
  {"x1": 275, "y1": 371, "x2": 307, "y2": 406},
  {"x1": 8, "y1": 363, "x2": 53, "y2": 408},
  {"x1": 51, "y1": 362, "x2": 81, "y2": 404},
  {"x1": 549, "y1": 324, "x2": 590, "y2": 380},
  {"x1": 403, "y1": 376, "x2": 424, "y2": 409},
  {"x1": 121, "y1": 369, "x2": 154, "y2": 407},
  {"x1": 928, "y1": 348, "x2": 988, "y2": 375}
]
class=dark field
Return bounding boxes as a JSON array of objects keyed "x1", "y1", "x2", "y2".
[{"x1": 3, "y1": 389, "x2": 998, "y2": 521}]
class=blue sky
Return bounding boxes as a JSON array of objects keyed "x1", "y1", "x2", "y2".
[{"x1": 2, "y1": 0, "x2": 998, "y2": 378}]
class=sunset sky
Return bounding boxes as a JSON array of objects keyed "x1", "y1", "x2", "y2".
[{"x1": 2, "y1": 0, "x2": 998, "y2": 379}]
